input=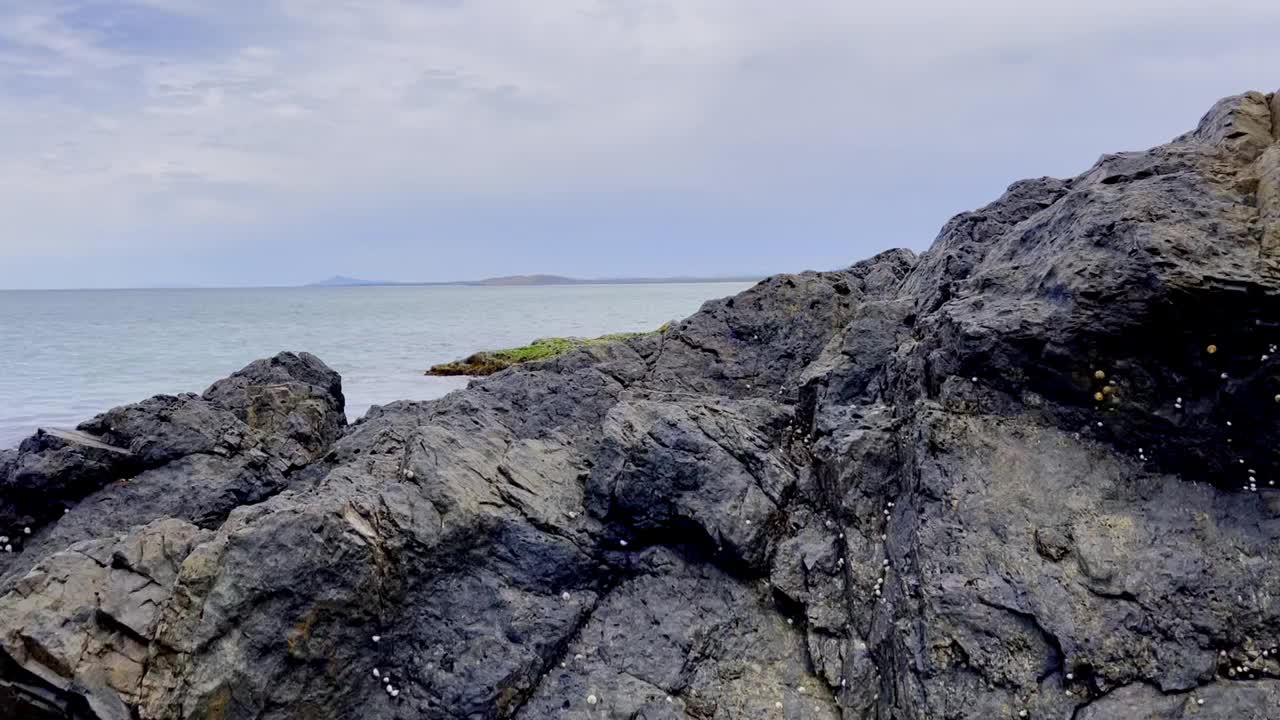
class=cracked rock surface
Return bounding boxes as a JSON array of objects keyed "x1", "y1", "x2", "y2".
[{"x1": 3, "y1": 89, "x2": 1280, "y2": 719}]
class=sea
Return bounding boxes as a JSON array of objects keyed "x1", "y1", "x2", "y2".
[{"x1": 0, "y1": 282, "x2": 752, "y2": 449}]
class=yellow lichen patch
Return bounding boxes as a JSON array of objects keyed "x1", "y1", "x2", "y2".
[
  {"x1": 287, "y1": 607, "x2": 320, "y2": 657},
  {"x1": 201, "y1": 684, "x2": 233, "y2": 720},
  {"x1": 1094, "y1": 392, "x2": 1105, "y2": 402}
]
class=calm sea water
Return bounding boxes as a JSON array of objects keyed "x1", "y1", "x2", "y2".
[{"x1": 0, "y1": 283, "x2": 750, "y2": 449}]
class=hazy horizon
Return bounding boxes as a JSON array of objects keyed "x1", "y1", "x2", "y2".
[
  {"x1": 0, "y1": 272, "x2": 763, "y2": 292},
  {"x1": 2, "y1": 2, "x2": 1279, "y2": 289}
]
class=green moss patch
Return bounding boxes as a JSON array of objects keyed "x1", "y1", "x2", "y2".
[{"x1": 425, "y1": 326, "x2": 668, "y2": 377}]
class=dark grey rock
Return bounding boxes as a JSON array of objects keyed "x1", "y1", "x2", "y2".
[{"x1": 4, "y1": 90, "x2": 1280, "y2": 720}]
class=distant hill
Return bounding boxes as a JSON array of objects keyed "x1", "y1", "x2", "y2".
[
  {"x1": 307, "y1": 275, "x2": 386, "y2": 287},
  {"x1": 305, "y1": 274, "x2": 761, "y2": 288},
  {"x1": 475, "y1": 274, "x2": 578, "y2": 286}
]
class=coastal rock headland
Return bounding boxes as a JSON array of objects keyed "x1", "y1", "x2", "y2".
[{"x1": 3, "y1": 89, "x2": 1280, "y2": 719}]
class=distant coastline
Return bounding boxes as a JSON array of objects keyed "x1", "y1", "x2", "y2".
[
  {"x1": 306, "y1": 273, "x2": 763, "y2": 288},
  {"x1": 0, "y1": 275, "x2": 763, "y2": 292}
]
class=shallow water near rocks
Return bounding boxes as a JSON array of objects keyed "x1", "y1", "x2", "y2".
[{"x1": 0, "y1": 282, "x2": 750, "y2": 448}]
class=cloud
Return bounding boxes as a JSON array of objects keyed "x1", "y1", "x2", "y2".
[{"x1": 1, "y1": 0, "x2": 1279, "y2": 286}]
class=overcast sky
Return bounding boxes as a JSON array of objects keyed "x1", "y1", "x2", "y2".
[{"x1": 1, "y1": 1, "x2": 1278, "y2": 289}]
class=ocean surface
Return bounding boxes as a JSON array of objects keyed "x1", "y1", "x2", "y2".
[{"x1": 0, "y1": 282, "x2": 751, "y2": 449}]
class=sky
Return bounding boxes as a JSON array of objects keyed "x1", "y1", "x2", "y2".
[{"x1": 1, "y1": 1, "x2": 1279, "y2": 289}]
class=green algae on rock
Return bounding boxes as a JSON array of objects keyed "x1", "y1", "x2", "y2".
[{"x1": 425, "y1": 326, "x2": 669, "y2": 376}]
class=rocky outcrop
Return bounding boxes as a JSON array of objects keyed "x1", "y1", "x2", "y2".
[{"x1": 2, "y1": 90, "x2": 1280, "y2": 719}]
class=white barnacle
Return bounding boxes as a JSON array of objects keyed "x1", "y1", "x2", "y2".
[
  {"x1": 1066, "y1": 673, "x2": 1074, "y2": 681},
  {"x1": 1019, "y1": 711, "x2": 1028, "y2": 718},
  {"x1": 561, "y1": 591, "x2": 571, "y2": 601},
  {"x1": 373, "y1": 669, "x2": 380, "y2": 678},
  {"x1": 403, "y1": 469, "x2": 415, "y2": 480},
  {"x1": 1197, "y1": 698, "x2": 1205, "y2": 706},
  {"x1": 775, "y1": 701, "x2": 784, "y2": 709},
  {"x1": 0, "y1": 536, "x2": 6, "y2": 543},
  {"x1": 798, "y1": 686, "x2": 806, "y2": 694},
  {"x1": 619, "y1": 539, "x2": 628, "y2": 547},
  {"x1": 3, "y1": 545, "x2": 10, "y2": 553},
  {"x1": 391, "y1": 689, "x2": 399, "y2": 698},
  {"x1": 1221, "y1": 372, "x2": 1229, "y2": 380},
  {"x1": 22, "y1": 527, "x2": 30, "y2": 535},
  {"x1": 385, "y1": 685, "x2": 394, "y2": 695},
  {"x1": 586, "y1": 694, "x2": 599, "y2": 705},
  {"x1": 372, "y1": 635, "x2": 381, "y2": 643}
]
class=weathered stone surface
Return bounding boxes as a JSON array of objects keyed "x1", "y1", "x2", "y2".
[
  {"x1": 0, "y1": 519, "x2": 209, "y2": 720},
  {"x1": 2, "y1": 90, "x2": 1280, "y2": 719}
]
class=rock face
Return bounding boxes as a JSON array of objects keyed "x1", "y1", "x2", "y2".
[{"x1": 3, "y1": 90, "x2": 1280, "y2": 719}]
